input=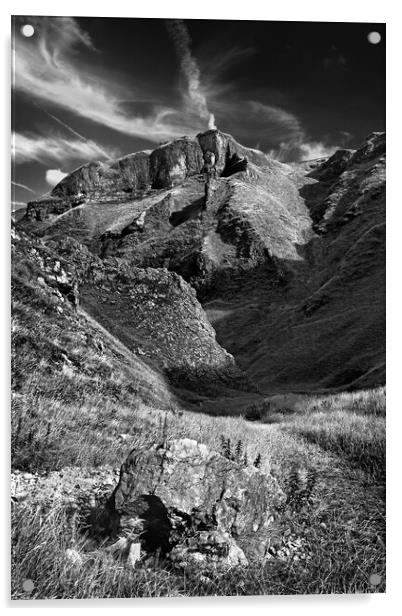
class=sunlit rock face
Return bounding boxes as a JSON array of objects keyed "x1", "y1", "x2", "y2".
[
  {"x1": 106, "y1": 438, "x2": 285, "y2": 566},
  {"x1": 78, "y1": 261, "x2": 252, "y2": 394},
  {"x1": 197, "y1": 129, "x2": 269, "y2": 176},
  {"x1": 149, "y1": 137, "x2": 204, "y2": 188},
  {"x1": 20, "y1": 130, "x2": 386, "y2": 395}
]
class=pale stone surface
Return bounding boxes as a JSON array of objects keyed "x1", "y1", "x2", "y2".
[{"x1": 107, "y1": 438, "x2": 285, "y2": 567}]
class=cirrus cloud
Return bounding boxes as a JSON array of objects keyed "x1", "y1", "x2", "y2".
[
  {"x1": 12, "y1": 132, "x2": 119, "y2": 165},
  {"x1": 298, "y1": 141, "x2": 340, "y2": 161},
  {"x1": 13, "y1": 17, "x2": 199, "y2": 142}
]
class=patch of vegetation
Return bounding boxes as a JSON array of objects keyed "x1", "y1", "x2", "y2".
[
  {"x1": 11, "y1": 389, "x2": 385, "y2": 597},
  {"x1": 219, "y1": 435, "x2": 262, "y2": 468},
  {"x1": 289, "y1": 410, "x2": 385, "y2": 480},
  {"x1": 281, "y1": 464, "x2": 318, "y2": 512}
]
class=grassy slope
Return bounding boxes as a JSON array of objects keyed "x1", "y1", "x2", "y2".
[
  {"x1": 207, "y1": 145, "x2": 385, "y2": 393},
  {"x1": 11, "y1": 240, "x2": 385, "y2": 596},
  {"x1": 11, "y1": 136, "x2": 385, "y2": 598},
  {"x1": 12, "y1": 388, "x2": 385, "y2": 597}
]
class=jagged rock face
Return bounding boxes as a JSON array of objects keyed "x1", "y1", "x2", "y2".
[
  {"x1": 79, "y1": 261, "x2": 250, "y2": 393},
  {"x1": 211, "y1": 132, "x2": 385, "y2": 391},
  {"x1": 307, "y1": 148, "x2": 354, "y2": 183},
  {"x1": 107, "y1": 438, "x2": 284, "y2": 565},
  {"x1": 197, "y1": 129, "x2": 268, "y2": 175},
  {"x1": 23, "y1": 130, "x2": 268, "y2": 224},
  {"x1": 25, "y1": 196, "x2": 72, "y2": 222},
  {"x1": 109, "y1": 151, "x2": 151, "y2": 191},
  {"x1": 52, "y1": 152, "x2": 151, "y2": 201},
  {"x1": 18, "y1": 129, "x2": 386, "y2": 394},
  {"x1": 90, "y1": 158, "x2": 313, "y2": 299},
  {"x1": 149, "y1": 137, "x2": 204, "y2": 188},
  {"x1": 11, "y1": 227, "x2": 176, "y2": 411},
  {"x1": 38, "y1": 233, "x2": 252, "y2": 397}
]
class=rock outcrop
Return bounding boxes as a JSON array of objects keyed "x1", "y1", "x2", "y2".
[
  {"x1": 79, "y1": 260, "x2": 251, "y2": 394},
  {"x1": 105, "y1": 438, "x2": 285, "y2": 569},
  {"x1": 23, "y1": 129, "x2": 269, "y2": 224},
  {"x1": 149, "y1": 137, "x2": 204, "y2": 188},
  {"x1": 11, "y1": 226, "x2": 179, "y2": 413},
  {"x1": 197, "y1": 129, "x2": 268, "y2": 176},
  {"x1": 18, "y1": 129, "x2": 386, "y2": 394},
  {"x1": 212, "y1": 132, "x2": 385, "y2": 391}
]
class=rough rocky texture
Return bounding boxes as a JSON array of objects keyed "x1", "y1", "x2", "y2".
[
  {"x1": 25, "y1": 196, "x2": 73, "y2": 222},
  {"x1": 52, "y1": 152, "x2": 151, "y2": 201},
  {"x1": 23, "y1": 130, "x2": 268, "y2": 225},
  {"x1": 11, "y1": 225, "x2": 179, "y2": 411},
  {"x1": 106, "y1": 438, "x2": 285, "y2": 567},
  {"x1": 150, "y1": 137, "x2": 204, "y2": 188},
  {"x1": 210, "y1": 132, "x2": 385, "y2": 391},
  {"x1": 18, "y1": 129, "x2": 385, "y2": 394},
  {"x1": 79, "y1": 260, "x2": 252, "y2": 394},
  {"x1": 197, "y1": 129, "x2": 269, "y2": 175}
]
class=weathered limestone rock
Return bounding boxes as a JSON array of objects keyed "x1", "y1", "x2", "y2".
[
  {"x1": 197, "y1": 129, "x2": 268, "y2": 176},
  {"x1": 149, "y1": 137, "x2": 204, "y2": 188},
  {"x1": 106, "y1": 438, "x2": 285, "y2": 567},
  {"x1": 168, "y1": 529, "x2": 249, "y2": 571},
  {"x1": 80, "y1": 263, "x2": 251, "y2": 393}
]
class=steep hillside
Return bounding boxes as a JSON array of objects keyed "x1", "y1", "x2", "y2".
[
  {"x1": 12, "y1": 130, "x2": 386, "y2": 598},
  {"x1": 12, "y1": 221, "x2": 257, "y2": 425},
  {"x1": 208, "y1": 133, "x2": 385, "y2": 392},
  {"x1": 11, "y1": 225, "x2": 176, "y2": 412},
  {"x1": 19, "y1": 129, "x2": 385, "y2": 396}
]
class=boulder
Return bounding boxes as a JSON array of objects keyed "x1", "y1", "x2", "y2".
[{"x1": 106, "y1": 438, "x2": 285, "y2": 567}]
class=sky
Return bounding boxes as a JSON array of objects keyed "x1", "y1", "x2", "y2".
[{"x1": 11, "y1": 16, "x2": 385, "y2": 209}]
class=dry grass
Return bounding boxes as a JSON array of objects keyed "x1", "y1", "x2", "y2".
[
  {"x1": 256, "y1": 388, "x2": 386, "y2": 480},
  {"x1": 11, "y1": 388, "x2": 385, "y2": 598}
]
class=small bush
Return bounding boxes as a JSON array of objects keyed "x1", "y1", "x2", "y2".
[
  {"x1": 219, "y1": 435, "x2": 263, "y2": 469},
  {"x1": 282, "y1": 464, "x2": 318, "y2": 512}
]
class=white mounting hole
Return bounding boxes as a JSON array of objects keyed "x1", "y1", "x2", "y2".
[
  {"x1": 367, "y1": 31, "x2": 381, "y2": 45},
  {"x1": 21, "y1": 24, "x2": 35, "y2": 38}
]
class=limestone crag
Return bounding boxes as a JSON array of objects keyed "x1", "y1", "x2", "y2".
[
  {"x1": 24, "y1": 130, "x2": 269, "y2": 223},
  {"x1": 197, "y1": 129, "x2": 268, "y2": 175},
  {"x1": 11, "y1": 226, "x2": 179, "y2": 411},
  {"x1": 79, "y1": 261, "x2": 251, "y2": 393},
  {"x1": 19, "y1": 129, "x2": 386, "y2": 393}
]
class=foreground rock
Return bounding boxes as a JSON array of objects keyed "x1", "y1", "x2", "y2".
[{"x1": 105, "y1": 438, "x2": 285, "y2": 570}]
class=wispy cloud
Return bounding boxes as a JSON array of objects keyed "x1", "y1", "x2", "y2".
[
  {"x1": 247, "y1": 101, "x2": 304, "y2": 142},
  {"x1": 12, "y1": 17, "x2": 341, "y2": 164},
  {"x1": 268, "y1": 138, "x2": 341, "y2": 162},
  {"x1": 207, "y1": 98, "x2": 305, "y2": 151},
  {"x1": 11, "y1": 180, "x2": 35, "y2": 193},
  {"x1": 243, "y1": 102, "x2": 342, "y2": 162},
  {"x1": 12, "y1": 132, "x2": 119, "y2": 165},
  {"x1": 45, "y1": 169, "x2": 68, "y2": 187},
  {"x1": 298, "y1": 141, "x2": 340, "y2": 161},
  {"x1": 166, "y1": 19, "x2": 216, "y2": 129},
  {"x1": 203, "y1": 45, "x2": 256, "y2": 78},
  {"x1": 13, "y1": 17, "x2": 198, "y2": 142},
  {"x1": 35, "y1": 105, "x2": 114, "y2": 161}
]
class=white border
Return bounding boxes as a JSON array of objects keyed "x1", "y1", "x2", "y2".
[{"x1": 2, "y1": 1, "x2": 400, "y2": 615}]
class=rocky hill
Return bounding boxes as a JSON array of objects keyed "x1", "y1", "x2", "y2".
[{"x1": 17, "y1": 128, "x2": 385, "y2": 406}]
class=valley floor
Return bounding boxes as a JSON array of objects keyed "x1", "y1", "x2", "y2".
[{"x1": 11, "y1": 388, "x2": 385, "y2": 598}]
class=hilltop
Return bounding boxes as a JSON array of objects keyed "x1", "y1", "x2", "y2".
[{"x1": 19, "y1": 128, "x2": 385, "y2": 401}]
